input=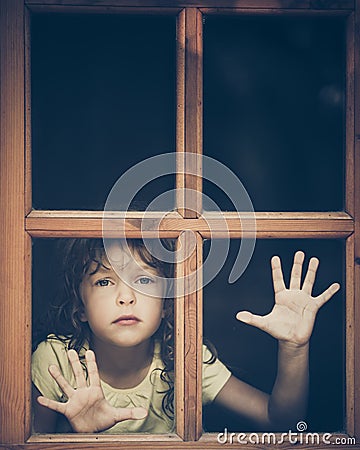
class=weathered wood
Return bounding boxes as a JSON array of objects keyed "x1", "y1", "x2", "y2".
[
  {"x1": 195, "y1": 233, "x2": 203, "y2": 439},
  {"x1": 0, "y1": 0, "x2": 29, "y2": 443},
  {"x1": 25, "y1": 6, "x2": 32, "y2": 215},
  {"x1": 184, "y1": 8, "x2": 202, "y2": 218},
  {"x1": 177, "y1": 8, "x2": 203, "y2": 218},
  {"x1": 21, "y1": 432, "x2": 359, "y2": 447},
  {"x1": 26, "y1": 211, "x2": 354, "y2": 238},
  {"x1": 25, "y1": 0, "x2": 355, "y2": 11},
  {"x1": 346, "y1": 13, "x2": 355, "y2": 217},
  {"x1": 353, "y1": 0, "x2": 360, "y2": 439},
  {"x1": 346, "y1": 236, "x2": 355, "y2": 436},
  {"x1": 25, "y1": 5, "x2": 33, "y2": 440},
  {"x1": 201, "y1": 7, "x2": 353, "y2": 15},
  {"x1": 175, "y1": 233, "x2": 185, "y2": 439},
  {"x1": 345, "y1": 12, "x2": 356, "y2": 437},
  {"x1": 0, "y1": 0, "x2": 357, "y2": 446},
  {"x1": 27, "y1": 5, "x2": 182, "y2": 13},
  {"x1": 176, "y1": 10, "x2": 186, "y2": 214},
  {"x1": 175, "y1": 231, "x2": 202, "y2": 440}
]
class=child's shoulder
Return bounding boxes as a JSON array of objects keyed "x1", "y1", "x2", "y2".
[
  {"x1": 33, "y1": 334, "x2": 88, "y2": 358},
  {"x1": 33, "y1": 334, "x2": 68, "y2": 358},
  {"x1": 32, "y1": 334, "x2": 87, "y2": 383},
  {"x1": 39, "y1": 333, "x2": 69, "y2": 346}
]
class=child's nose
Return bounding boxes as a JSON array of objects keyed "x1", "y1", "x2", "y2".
[
  {"x1": 117, "y1": 282, "x2": 136, "y2": 306},
  {"x1": 118, "y1": 296, "x2": 135, "y2": 306}
]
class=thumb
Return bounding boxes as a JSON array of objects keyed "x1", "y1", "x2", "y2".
[
  {"x1": 236, "y1": 311, "x2": 268, "y2": 332},
  {"x1": 115, "y1": 407, "x2": 148, "y2": 423}
]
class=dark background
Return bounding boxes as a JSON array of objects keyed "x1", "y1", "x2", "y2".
[
  {"x1": 31, "y1": 14, "x2": 176, "y2": 210},
  {"x1": 203, "y1": 15, "x2": 345, "y2": 212}
]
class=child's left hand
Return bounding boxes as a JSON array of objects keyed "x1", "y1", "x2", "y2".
[{"x1": 236, "y1": 251, "x2": 340, "y2": 347}]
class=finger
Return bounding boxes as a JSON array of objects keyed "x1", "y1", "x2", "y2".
[
  {"x1": 67, "y1": 349, "x2": 87, "y2": 389},
  {"x1": 48, "y1": 364, "x2": 74, "y2": 399},
  {"x1": 37, "y1": 395, "x2": 66, "y2": 415},
  {"x1": 236, "y1": 311, "x2": 268, "y2": 333},
  {"x1": 85, "y1": 350, "x2": 101, "y2": 387},
  {"x1": 271, "y1": 255, "x2": 286, "y2": 294},
  {"x1": 314, "y1": 282, "x2": 340, "y2": 309},
  {"x1": 289, "y1": 251, "x2": 305, "y2": 290},
  {"x1": 114, "y1": 407, "x2": 148, "y2": 423},
  {"x1": 302, "y1": 257, "x2": 319, "y2": 294}
]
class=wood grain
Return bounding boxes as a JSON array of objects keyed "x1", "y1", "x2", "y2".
[
  {"x1": 346, "y1": 236, "x2": 355, "y2": 436},
  {"x1": 346, "y1": 13, "x2": 355, "y2": 217},
  {"x1": 25, "y1": 211, "x2": 354, "y2": 238},
  {"x1": 0, "y1": 0, "x2": 28, "y2": 443},
  {"x1": 177, "y1": 8, "x2": 203, "y2": 218},
  {"x1": 1, "y1": 0, "x2": 357, "y2": 447},
  {"x1": 20, "y1": 432, "x2": 359, "y2": 448},
  {"x1": 175, "y1": 234, "x2": 186, "y2": 439},
  {"x1": 201, "y1": 7, "x2": 353, "y2": 15},
  {"x1": 26, "y1": 5, "x2": 182, "y2": 13},
  {"x1": 353, "y1": 0, "x2": 360, "y2": 439},
  {"x1": 182, "y1": 231, "x2": 197, "y2": 440},
  {"x1": 175, "y1": 231, "x2": 202, "y2": 440},
  {"x1": 25, "y1": 0, "x2": 355, "y2": 11},
  {"x1": 25, "y1": 7, "x2": 32, "y2": 215},
  {"x1": 195, "y1": 233, "x2": 203, "y2": 439},
  {"x1": 345, "y1": 12, "x2": 356, "y2": 437},
  {"x1": 176, "y1": 10, "x2": 186, "y2": 215},
  {"x1": 184, "y1": 8, "x2": 202, "y2": 218}
]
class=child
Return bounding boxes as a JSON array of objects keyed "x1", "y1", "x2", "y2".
[{"x1": 32, "y1": 238, "x2": 340, "y2": 433}]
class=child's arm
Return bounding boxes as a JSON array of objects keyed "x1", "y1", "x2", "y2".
[
  {"x1": 214, "y1": 251, "x2": 340, "y2": 429},
  {"x1": 34, "y1": 349, "x2": 148, "y2": 433}
]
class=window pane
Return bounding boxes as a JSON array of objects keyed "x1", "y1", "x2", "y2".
[
  {"x1": 32, "y1": 238, "x2": 176, "y2": 434},
  {"x1": 204, "y1": 16, "x2": 345, "y2": 211},
  {"x1": 203, "y1": 239, "x2": 344, "y2": 432},
  {"x1": 31, "y1": 14, "x2": 176, "y2": 210}
]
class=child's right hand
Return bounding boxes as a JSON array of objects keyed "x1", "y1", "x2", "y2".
[{"x1": 36, "y1": 349, "x2": 148, "y2": 433}]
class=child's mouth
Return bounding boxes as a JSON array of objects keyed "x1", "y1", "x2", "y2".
[{"x1": 113, "y1": 315, "x2": 141, "y2": 326}]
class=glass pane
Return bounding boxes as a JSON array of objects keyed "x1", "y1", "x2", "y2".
[
  {"x1": 203, "y1": 239, "x2": 344, "y2": 432},
  {"x1": 32, "y1": 238, "x2": 176, "y2": 434},
  {"x1": 31, "y1": 14, "x2": 176, "y2": 210},
  {"x1": 204, "y1": 16, "x2": 345, "y2": 211}
]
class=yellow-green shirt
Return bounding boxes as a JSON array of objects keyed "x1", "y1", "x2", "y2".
[{"x1": 32, "y1": 335, "x2": 231, "y2": 434}]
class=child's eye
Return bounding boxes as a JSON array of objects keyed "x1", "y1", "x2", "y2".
[
  {"x1": 136, "y1": 277, "x2": 153, "y2": 285},
  {"x1": 95, "y1": 279, "x2": 113, "y2": 287}
]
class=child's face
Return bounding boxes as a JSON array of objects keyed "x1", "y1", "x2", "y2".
[{"x1": 79, "y1": 242, "x2": 166, "y2": 348}]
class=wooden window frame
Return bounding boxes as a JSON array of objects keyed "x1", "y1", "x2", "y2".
[{"x1": 0, "y1": 0, "x2": 359, "y2": 448}]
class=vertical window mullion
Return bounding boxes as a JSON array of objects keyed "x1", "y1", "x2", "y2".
[
  {"x1": 353, "y1": 0, "x2": 360, "y2": 440},
  {"x1": 346, "y1": 13, "x2": 355, "y2": 219},
  {"x1": 175, "y1": 7, "x2": 204, "y2": 440},
  {"x1": 345, "y1": 11, "x2": 356, "y2": 437},
  {"x1": 174, "y1": 233, "x2": 186, "y2": 438},
  {"x1": 24, "y1": 6, "x2": 33, "y2": 441},
  {"x1": 0, "y1": 0, "x2": 28, "y2": 443},
  {"x1": 346, "y1": 235, "x2": 355, "y2": 435},
  {"x1": 176, "y1": 7, "x2": 203, "y2": 218},
  {"x1": 176, "y1": 9, "x2": 185, "y2": 213},
  {"x1": 175, "y1": 231, "x2": 203, "y2": 441},
  {"x1": 25, "y1": 6, "x2": 32, "y2": 217}
]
